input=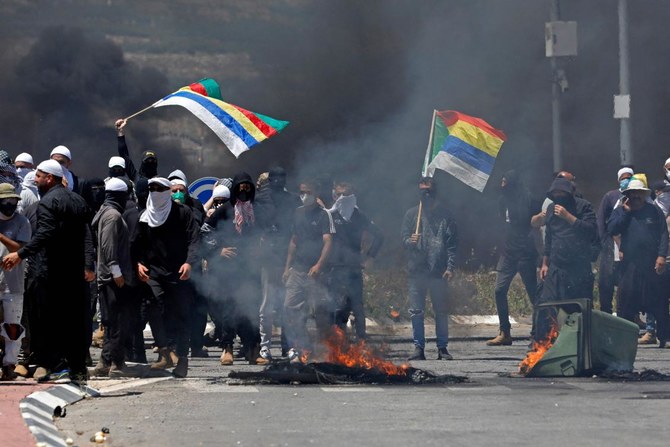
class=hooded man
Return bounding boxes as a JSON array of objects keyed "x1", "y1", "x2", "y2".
[
  {"x1": 209, "y1": 172, "x2": 263, "y2": 365},
  {"x1": 253, "y1": 167, "x2": 301, "y2": 363},
  {"x1": 536, "y1": 177, "x2": 598, "y2": 341},
  {"x1": 401, "y1": 177, "x2": 457, "y2": 361},
  {"x1": 91, "y1": 178, "x2": 134, "y2": 377},
  {"x1": 115, "y1": 118, "x2": 158, "y2": 182},
  {"x1": 3, "y1": 160, "x2": 92, "y2": 383},
  {"x1": 168, "y1": 170, "x2": 205, "y2": 226},
  {"x1": 131, "y1": 177, "x2": 199, "y2": 377},
  {"x1": 50, "y1": 145, "x2": 78, "y2": 192},
  {"x1": 487, "y1": 170, "x2": 540, "y2": 346},
  {"x1": 0, "y1": 183, "x2": 31, "y2": 380},
  {"x1": 607, "y1": 178, "x2": 670, "y2": 347},
  {"x1": 14, "y1": 152, "x2": 34, "y2": 180}
]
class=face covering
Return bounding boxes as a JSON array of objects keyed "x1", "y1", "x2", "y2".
[
  {"x1": 0, "y1": 202, "x2": 17, "y2": 219},
  {"x1": 237, "y1": 190, "x2": 250, "y2": 202},
  {"x1": 329, "y1": 194, "x2": 357, "y2": 221},
  {"x1": 269, "y1": 176, "x2": 286, "y2": 191},
  {"x1": 140, "y1": 190, "x2": 172, "y2": 227},
  {"x1": 420, "y1": 189, "x2": 434, "y2": 202},
  {"x1": 16, "y1": 167, "x2": 31, "y2": 179},
  {"x1": 553, "y1": 194, "x2": 574, "y2": 208},
  {"x1": 619, "y1": 178, "x2": 631, "y2": 192},
  {"x1": 300, "y1": 193, "x2": 316, "y2": 207},
  {"x1": 142, "y1": 162, "x2": 158, "y2": 179},
  {"x1": 172, "y1": 191, "x2": 186, "y2": 204},
  {"x1": 109, "y1": 167, "x2": 125, "y2": 178}
]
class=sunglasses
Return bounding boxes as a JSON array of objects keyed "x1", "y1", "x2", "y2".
[{"x1": 148, "y1": 184, "x2": 169, "y2": 192}]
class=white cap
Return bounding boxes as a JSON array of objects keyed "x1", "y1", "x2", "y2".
[
  {"x1": 105, "y1": 177, "x2": 128, "y2": 192},
  {"x1": 15, "y1": 153, "x2": 33, "y2": 164},
  {"x1": 617, "y1": 167, "x2": 634, "y2": 181},
  {"x1": 212, "y1": 185, "x2": 230, "y2": 199},
  {"x1": 148, "y1": 177, "x2": 171, "y2": 188},
  {"x1": 168, "y1": 169, "x2": 187, "y2": 183},
  {"x1": 36, "y1": 159, "x2": 64, "y2": 177},
  {"x1": 108, "y1": 156, "x2": 126, "y2": 169},
  {"x1": 170, "y1": 179, "x2": 186, "y2": 187},
  {"x1": 50, "y1": 145, "x2": 72, "y2": 160},
  {"x1": 624, "y1": 179, "x2": 650, "y2": 192}
]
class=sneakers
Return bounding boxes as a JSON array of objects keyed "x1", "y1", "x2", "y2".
[
  {"x1": 41, "y1": 369, "x2": 71, "y2": 383},
  {"x1": 255, "y1": 347, "x2": 272, "y2": 366},
  {"x1": 437, "y1": 347, "x2": 453, "y2": 360},
  {"x1": 408, "y1": 346, "x2": 426, "y2": 361},
  {"x1": 220, "y1": 345, "x2": 234, "y2": 365},
  {"x1": 486, "y1": 330, "x2": 513, "y2": 346},
  {"x1": 288, "y1": 348, "x2": 302, "y2": 364},
  {"x1": 638, "y1": 332, "x2": 658, "y2": 345}
]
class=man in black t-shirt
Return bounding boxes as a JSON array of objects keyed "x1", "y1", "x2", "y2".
[
  {"x1": 328, "y1": 181, "x2": 383, "y2": 340},
  {"x1": 282, "y1": 179, "x2": 335, "y2": 362}
]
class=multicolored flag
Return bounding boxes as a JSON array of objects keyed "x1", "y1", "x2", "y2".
[
  {"x1": 422, "y1": 110, "x2": 506, "y2": 192},
  {"x1": 152, "y1": 78, "x2": 289, "y2": 158}
]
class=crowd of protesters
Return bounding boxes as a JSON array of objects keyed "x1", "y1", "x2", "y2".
[{"x1": 1, "y1": 118, "x2": 669, "y2": 382}]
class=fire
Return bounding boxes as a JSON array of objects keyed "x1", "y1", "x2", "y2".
[
  {"x1": 304, "y1": 326, "x2": 409, "y2": 376},
  {"x1": 519, "y1": 322, "x2": 559, "y2": 375}
]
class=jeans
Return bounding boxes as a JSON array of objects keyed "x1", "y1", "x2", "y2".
[
  {"x1": 494, "y1": 255, "x2": 537, "y2": 333},
  {"x1": 259, "y1": 266, "x2": 288, "y2": 351},
  {"x1": 331, "y1": 267, "x2": 366, "y2": 339},
  {"x1": 408, "y1": 272, "x2": 449, "y2": 349},
  {"x1": 284, "y1": 268, "x2": 334, "y2": 352}
]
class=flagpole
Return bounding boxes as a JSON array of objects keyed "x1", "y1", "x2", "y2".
[
  {"x1": 417, "y1": 109, "x2": 437, "y2": 235},
  {"x1": 124, "y1": 101, "x2": 160, "y2": 121}
]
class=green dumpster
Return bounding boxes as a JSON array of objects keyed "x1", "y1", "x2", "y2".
[{"x1": 526, "y1": 299, "x2": 638, "y2": 377}]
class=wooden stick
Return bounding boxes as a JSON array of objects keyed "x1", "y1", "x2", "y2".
[
  {"x1": 415, "y1": 200, "x2": 423, "y2": 234},
  {"x1": 124, "y1": 102, "x2": 158, "y2": 121}
]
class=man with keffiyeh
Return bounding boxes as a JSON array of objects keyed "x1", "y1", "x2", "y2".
[
  {"x1": 131, "y1": 177, "x2": 199, "y2": 378},
  {"x1": 211, "y1": 172, "x2": 263, "y2": 365}
]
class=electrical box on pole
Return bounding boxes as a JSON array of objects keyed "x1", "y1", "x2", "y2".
[{"x1": 545, "y1": 21, "x2": 578, "y2": 57}]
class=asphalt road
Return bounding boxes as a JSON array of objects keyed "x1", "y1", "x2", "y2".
[{"x1": 55, "y1": 332, "x2": 670, "y2": 447}]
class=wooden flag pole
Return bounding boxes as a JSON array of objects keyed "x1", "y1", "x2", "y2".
[
  {"x1": 124, "y1": 102, "x2": 158, "y2": 121},
  {"x1": 416, "y1": 109, "x2": 436, "y2": 235},
  {"x1": 415, "y1": 199, "x2": 423, "y2": 235}
]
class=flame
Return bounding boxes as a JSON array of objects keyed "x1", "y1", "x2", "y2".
[
  {"x1": 519, "y1": 322, "x2": 559, "y2": 375},
  {"x1": 303, "y1": 327, "x2": 409, "y2": 376}
]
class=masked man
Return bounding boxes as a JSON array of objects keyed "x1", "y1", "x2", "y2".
[
  {"x1": 0, "y1": 184, "x2": 31, "y2": 380},
  {"x1": 131, "y1": 177, "x2": 199, "y2": 377}
]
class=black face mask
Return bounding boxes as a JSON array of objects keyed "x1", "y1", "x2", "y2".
[
  {"x1": 553, "y1": 195, "x2": 575, "y2": 208},
  {"x1": 420, "y1": 189, "x2": 434, "y2": 201},
  {"x1": 109, "y1": 167, "x2": 125, "y2": 178},
  {"x1": 141, "y1": 162, "x2": 157, "y2": 178},
  {"x1": 0, "y1": 203, "x2": 17, "y2": 217},
  {"x1": 269, "y1": 177, "x2": 286, "y2": 191},
  {"x1": 237, "y1": 191, "x2": 250, "y2": 202}
]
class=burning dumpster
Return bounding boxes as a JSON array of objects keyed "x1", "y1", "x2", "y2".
[{"x1": 521, "y1": 299, "x2": 639, "y2": 377}]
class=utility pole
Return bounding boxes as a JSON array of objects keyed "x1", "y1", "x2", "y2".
[
  {"x1": 550, "y1": 0, "x2": 562, "y2": 173},
  {"x1": 617, "y1": 0, "x2": 632, "y2": 166}
]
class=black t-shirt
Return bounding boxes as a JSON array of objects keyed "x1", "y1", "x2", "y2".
[
  {"x1": 331, "y1": 209, "x2": 370, "y2": 268},
  {"x1": 291, "y1": 205, "x2": 334, "y2": 270}
]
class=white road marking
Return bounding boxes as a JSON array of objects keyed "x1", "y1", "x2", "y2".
[
  {"x1": 320, "y1": 387, "x2": 384, "y2": 392},
  {"x1": 97, "y1": 377, "x2": 174, "y2": 395}
]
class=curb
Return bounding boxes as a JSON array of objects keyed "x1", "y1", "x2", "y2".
[{"x1": 20, "y1": 384, "x2": 99, "y2": 447}]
